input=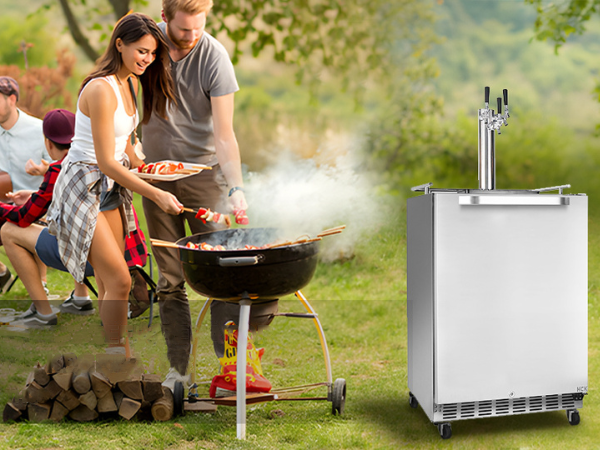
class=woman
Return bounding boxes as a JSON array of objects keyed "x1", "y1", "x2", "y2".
[{"x1": 47, "y1": 13, "x2": 182, "y2": 357}]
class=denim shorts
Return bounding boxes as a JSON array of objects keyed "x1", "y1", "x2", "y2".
[
  {"x1": 99, "y1": 183, "x2": 123, "y2": 212},
  {"x1": 36, "y1": 227, "x2": 94, "y2": 278}
]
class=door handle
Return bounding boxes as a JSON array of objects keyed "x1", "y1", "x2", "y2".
[{"x1": 459, "y1": 195, "x2": 569, "y2": 206}]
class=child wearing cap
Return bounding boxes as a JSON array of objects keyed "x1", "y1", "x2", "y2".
[{"x1": 0, "y1": 109, "x2": 94, "y2": 328}]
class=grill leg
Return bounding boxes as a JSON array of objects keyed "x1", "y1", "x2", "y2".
[
  {"x1": 190, "y1": 298, "x2": 213, "y2": 392},
  {"x1": 236, "y1": 298, "x2": 251, "y2": 440},
  {"x1": 295, "y1": 291, "x2": 333, "y2": 393}
]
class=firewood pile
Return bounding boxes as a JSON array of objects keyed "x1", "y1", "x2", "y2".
[{"x1": 3, "y1": 353, "x2": 175, "y2": 423}]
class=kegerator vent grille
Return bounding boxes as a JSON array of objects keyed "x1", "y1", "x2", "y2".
[
  {"x1": 478, "y1": 400, "x2": 493, "y2": 416},
  {"x1": 529, "y1": 396, "x2": 543, "y2": 411},
  {"x1": 561, "y1": 395, "x2": 575, "y2": 408},
  {"x1": 495, "y1": 399, "x2": 509, "y2": 415},
  {"x1": 512, "y1": 398, "x2": 526, "y2": 413},
  {"x1": 438, "y1": 393, "x2": 582, "y2": 421},
  {"x1": 546, "y1": 395, "x2": 559, "y2": 410},
  {"x1": 442, "y1": 404, "x2": 457, "y2": 420}
]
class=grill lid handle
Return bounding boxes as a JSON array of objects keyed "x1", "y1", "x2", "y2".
[{"x1": 219, "y1": 255, "x2": 264, "y2": 267}]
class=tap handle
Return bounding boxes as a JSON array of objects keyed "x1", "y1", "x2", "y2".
[
  {"x1": 497, "y1": 97, "x2": 502, "y2": 115},
  {"x1": 503, "y1": 89, "x2": 508, "y2": 107},
  {"x1": 485, "y1": 86, "x2": 490, "y2": 105}
]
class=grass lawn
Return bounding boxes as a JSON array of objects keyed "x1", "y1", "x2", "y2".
[{"x1": 0, "y1": 196, "x2": 598, "y2": 449}]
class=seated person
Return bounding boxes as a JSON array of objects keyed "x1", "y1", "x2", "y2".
[
  {"x1": 0, "y1": 76, "x2": 51, "y2": 292},
  {"x1": 0, "y1": 109, "x2": 93, "y2": 328}
]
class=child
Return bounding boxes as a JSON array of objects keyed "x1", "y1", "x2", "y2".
[{"x1": 0, "y1": 109, "x2": 93, "y2": 329}]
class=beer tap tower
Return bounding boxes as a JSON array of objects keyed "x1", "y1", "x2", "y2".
[{"x1": 478, "y1": 87, "x2": 509, "y2": 190}]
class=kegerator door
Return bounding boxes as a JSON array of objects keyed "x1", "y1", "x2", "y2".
[{"x1": 433, "y1": 194, "x2": 587, "y2": 404}]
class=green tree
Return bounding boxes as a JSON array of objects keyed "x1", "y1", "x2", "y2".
[
  {"x1": 526, "y1": 0, "x2": 600, "y2": 107},
  {"x1": 38, "y1": 0, "x2": 433, "y2": 99},
  {"x1": 526, "y1": 0, "x2": 599, "y2": 51},
  {"x1": 0, "y1": 14, "x2": 58, "y2": 68}
]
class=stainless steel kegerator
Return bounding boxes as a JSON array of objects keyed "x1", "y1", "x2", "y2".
[{"x1": 406, "y1": 88, "x2": 588, "y2": 439}]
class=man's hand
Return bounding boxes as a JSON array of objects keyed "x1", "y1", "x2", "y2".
[
  {"x1": 229, "y1": 189, "x2": 248, "y2": 212},
  {"x1": 25, "y1": 158, "x2": 50, "y2": 176},
  {"x1": 5, "y1": 190, "x2": 34, "y2": 206}
]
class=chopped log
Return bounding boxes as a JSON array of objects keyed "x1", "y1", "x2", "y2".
[
  {"x1": 53, "y1": 367, "x2": 73, "y2": 391},
  {"x1": 119, "y1": 398, "x2": 141, "y2": 420},
  {"x1": 142, "y1": 374, "x2": 161, "y2": 382},
  {"x1": 79, "y1": 390, "x2": 97, "y2": 411},
  {"x1": 3, "y1": 403, "x2": 22, "y2": 423},
  {"x1": 12, "y1": 396, "x2": 27, "y2": 412},
  {"x1": 47, "y1": 354, "x2": 65, "y2": 374},
  {"x1": 72, "y1": 355, "x2": 94, "y2": 394},
  {"x1": 25, "y1": 381, "x2": 51, "y2": 404},
  {"x1": 44, "y1": 380, "x2": 62, "y2": 400},
  {"x1": 24, "y1": 370, "x2": 34, "y2": 388},
  {"x1": 27, "y1": 403, "x2": 51, "y2": 422},
  {"x1": 113, "y1": 391, "x2": 124, "y2": 410},
  {"x1": 63, "y1": 353, "x2": 77, "y2": 367},
  {"x1": 69, "y1": 404, "x2": 98, "y2": 422},
  {"x1": 117, "y1": 380, "x2": 143, "y2": 400},
  {"x1": 97, "y1": 391, "x2": 118, "y2": 413},
  {"x1": 49, "y1": 401, "x2": 69, "y2": 422},
  {"x1": 95, "y1": 354, "x2": 138, "y2": 384},
  {"x1": 33, "y1": 363, "x2": 50, "y2": 386},
  {"x1": 56, "y1": 389, "x2": 80, "y2": 411},
  {"x1": 142, "y1": 376, "x2": 163, "y2": 403},
  {"x1": 136, "y1": 400, "x2": 154, "y2": 422},
  {"x1": 151, "y1": 387, "x2": 174, "y2": 422},
  {"x1": 90, "y1": 371, "x2": 112, "y2": 399}
]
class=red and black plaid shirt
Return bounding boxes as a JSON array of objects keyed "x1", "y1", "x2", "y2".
[{"x1": 0, "y1": 158, "x2": 64, "y2": 228}]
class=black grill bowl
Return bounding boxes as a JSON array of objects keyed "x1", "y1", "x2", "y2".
[{"x1": 177, "y1": 228, "x2": 320, "y2": 300}]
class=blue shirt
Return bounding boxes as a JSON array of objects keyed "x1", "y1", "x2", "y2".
[{"x1": 0, "y1": 109, "x2": 50, "y2": 192}]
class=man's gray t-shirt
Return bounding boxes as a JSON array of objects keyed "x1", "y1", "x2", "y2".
[{"x1": 142, "y1": 23, "x2": 239, "y2": 166}]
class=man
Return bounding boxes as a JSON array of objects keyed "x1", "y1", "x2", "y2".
[
  {"x1": 143, "y1": 0, "x2": 277, "y2": 392},
  {"x1": 0, "y1": 76, "x2": 51, "y2": 293},
  {"x1": 0, "y1": 109, "x2": 93, "y2": 329}
]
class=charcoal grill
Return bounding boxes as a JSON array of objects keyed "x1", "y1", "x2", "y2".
[{"x1": 173, "y1": 228, "x2": 346, "y2": 439}]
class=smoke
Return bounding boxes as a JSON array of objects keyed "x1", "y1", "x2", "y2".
[{"x1": 245, "y1": 143, "x2": 387, "y2": 262}]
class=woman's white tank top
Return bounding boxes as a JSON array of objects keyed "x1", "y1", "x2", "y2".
[{"x1": 68, "y1": 75, "x2": 139, "y2": 164}]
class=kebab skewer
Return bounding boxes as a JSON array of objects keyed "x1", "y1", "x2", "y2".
[{"x1": 182, "y1": 207, "x2": 249, "y2": 226}]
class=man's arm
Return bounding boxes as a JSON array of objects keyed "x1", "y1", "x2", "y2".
[{"x1": 211, "y1": 93, "x2": 247, "y2": 211}]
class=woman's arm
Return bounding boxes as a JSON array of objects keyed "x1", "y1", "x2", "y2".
[{"x1": 80, "y1": 79, "x2": 182, "y2": 215}]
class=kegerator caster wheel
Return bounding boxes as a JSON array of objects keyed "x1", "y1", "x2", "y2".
[
  {"x1": 173, "y1": 381, "x2": 185, "y2": 417},
  {"x1": 331, "y1": 378, "x2": 346, "y2": 415},
  {"x1": 437, "y1": 422, "x2": 452, "y2": 439},
  {"x1": 408, "y1": 392, "x2": 418, "y2": 409},
  {"x1": 567, "y1": 409, "x2": 580, "y2": 426}
]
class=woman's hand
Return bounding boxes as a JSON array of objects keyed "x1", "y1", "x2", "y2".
[{"x1": 154, "y1": 189, "x2": 183, "y2": 215}]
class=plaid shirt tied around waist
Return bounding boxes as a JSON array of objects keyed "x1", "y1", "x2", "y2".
[{"x1": 46, "y1": 159, "x2": 134, "y2": 283}]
